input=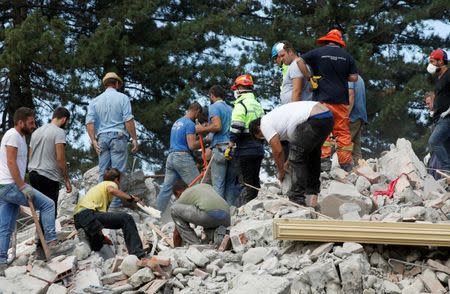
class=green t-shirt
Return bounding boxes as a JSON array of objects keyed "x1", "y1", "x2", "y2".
[{"x1": 177, "y1": 184, "x2": 230, "y2": 213}]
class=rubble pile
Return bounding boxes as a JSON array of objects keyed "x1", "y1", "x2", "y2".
[{"x1": 3, "y1": 138, "x2": 450, "y2": 294}]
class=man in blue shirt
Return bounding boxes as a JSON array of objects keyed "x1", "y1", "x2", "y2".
[
  {"x1": 86, "y1": 72, "x2": 138, "y2": 208},
  {"x1": 157, "y1": 102, "x2": 203, "y2": 212},
  {"x1": 196, "y1": 85, "x2": 236, "y2": 205},
  {"x1": 348, "y1": 74, "x2": 368, "y2": 165}
]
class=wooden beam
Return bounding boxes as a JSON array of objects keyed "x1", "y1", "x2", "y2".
[{"x1": 273, "y1": 219, "x2": 450, "y2": 247}]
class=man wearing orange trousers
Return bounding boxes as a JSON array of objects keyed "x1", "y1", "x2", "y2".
[{"x1": 296, "y1": 29, "x2": 358, "y2": 172}]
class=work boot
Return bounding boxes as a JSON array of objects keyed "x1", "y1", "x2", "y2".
[
  {"x1": 340, "y1": 163, "x2": 353, "y2": 173},
  {"x1": 213, "y1": 225, "x2": 228, "y2": 247},
  {"x1": 321, "y1": 158, "x2": 332, "y2": 172},
  {"x1": 48, "y1": 240, "x2": 75, "y2": 257},
  {"x1": 0, "y1": 263, "x2": 7, "y2": 276}
]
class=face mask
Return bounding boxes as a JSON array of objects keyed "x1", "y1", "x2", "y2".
[
  {"x1": 427, "y1": 63, "x2": 438, "y2": 74},
  {"x1": 233, "y1": 90, "x2": 240, "y2": 99}
]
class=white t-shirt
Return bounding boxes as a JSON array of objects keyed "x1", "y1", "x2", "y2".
[
  {"x1": 280, "y1": 61, "x2": 313, "y2": 104},
  {"x1": 260, "y1": 101, "x2": 318, "y2": 142},
  {"x1": 0, "y1": 128, "x2": 28, "y2": 184}
]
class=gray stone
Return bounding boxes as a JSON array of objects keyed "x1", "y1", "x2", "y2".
[
  {"x1": 83, "y1": 166, "x2": 99, "y2": 193},
  {"x1": 173, "y1": 267, "x2": 191, "y2": 275},
  {"x1": 229, "y1": 219, "x2": 273, "y2": 252},
  {"x1": 330, "y1": 168, "x2": 348, "y2": 181},
  {"x1": 339, "y1": 203, "x2": 361, "y2": 219},
  {"x1": 74, "y1": 242, "x2": 91, "y2": 261},
  {"x1": 333, "y1": 242, "x2": 364, "y2": 258},
  {"x1": 369, "y1": 252, "x2": 390, "y2": 271},
  {"x1": 30, "y1": 260, "x2": 57, "y2": 282},
  {"x1": 186, "y1": 247, "x2": 209, "y2": 267},
  {"x1": 310, "y1": 242, "x2": 334, "y2": 261},
  {"x1": 4, "y1": 266, "x2": 27, "y2": 279},
  {"x1": 319, "y1": 181, "x2": 373, "y2": 218},
  {"x1": 356, "y1": 176, "x2": 371, "y2": 193},
  {"x1": 339, "y1": 254, "x2": 370, "y2": 294},
  {"x1": 57, "y1": 187, "x2": 79, "y2": 218},
  {"x1": 242, "y1": 247, "x2": 267, "y2": 265},
  {"x1": 281, "y1": 209, "x2": 313, "y2": 219},
  {"x1": 218, "y1": 263, "x2": 242, "y2": 276},
  {"x1": 101, "y1": 271, "x2": 128, "y2": 285},
  {"x1": 0, "y1": 275, "x2": 49, "y2": 294},
  {"x1": 342, "y1": 211, "x2": 362, "y2": 220},
  {"x1": 119, "y1": 255, "x2": 140, "y2": 277},
  {"x1": 128, "y1": 267, "x2": 155, "y2": 288},
  {"x1": 402, "y1": 206, "x2": 426, "y2": 220},
  {"x1": 302, "y1": 259, "x2": 341, "y2": 293},
  {"x1": 73, "y1": 268, "x2": 101, "y2": 291},
  {"x1": 424, "y1": 175, "x2": 446, "y2": 199},
  {"x1": 401, "y1": 277, "x2": 424, "y2": 294},
  {"x1": 290, "y1": 279, "x2": 311, "y2": 294},
  {"x1": 259, "y1": 256, "x2": 279, "y2": 272},
  {"x1": 383, "y1": 281, "x2": 401, "y2": 294},
  {"x1": 47, "y1": 283, "x2": 68, "y2": 294},
  {"x1": 228, "y1": 273, "x2": 291, "y2": 294}
]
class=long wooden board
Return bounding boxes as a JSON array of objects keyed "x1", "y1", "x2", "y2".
[{"x1": 273, "y1": 219, "x2": 450, "y2": 247}]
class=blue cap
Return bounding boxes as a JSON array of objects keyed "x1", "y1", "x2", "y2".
[{"x1": 271, "y1": 42, "x2": 285, "y2": 59}]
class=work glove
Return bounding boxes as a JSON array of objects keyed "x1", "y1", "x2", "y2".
[
  {"x1": 309, "y1": 76, "x2": 321, "y2": 90},
  {"x1": 224, "y1": 146, "x2": 233, "y2": 160},
  {"x1": 20, "y1": 184, "x2": 34, "y2": 200}
]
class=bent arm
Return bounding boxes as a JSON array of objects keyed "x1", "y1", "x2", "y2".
[
  {"x1": 296, "y1": 58, "x2": 312, "y2": 80},
  {"x1": 106, "y1": 186, "x2": 134, "y2": 201},
  {"x1": 187, "y1": 134, "x2": 201, "y2": 151},
  {"x1": 55, "y1": 143, "x2": 70, "y2": 183},
  {"x1": 269, "y1": 135, "x2": 285, "y2": 176},
  {"x1": 196, "y1": 116, "x2": 222, "y2": 134}
]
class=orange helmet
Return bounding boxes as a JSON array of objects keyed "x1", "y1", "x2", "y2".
[
  {"x1": 317, "y1": 29, "x2": 346, "y2": 48},
  {"x1": 231, "y1": 74, "x2": 253, "y2": 91}
]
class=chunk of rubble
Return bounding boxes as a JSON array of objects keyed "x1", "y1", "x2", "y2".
[
  {"x1": 228, "y1": 273, "x2": 291, "y2": 294},
  {"x1": 120, "y1": 255, "x2": 140, "y2": 276}
]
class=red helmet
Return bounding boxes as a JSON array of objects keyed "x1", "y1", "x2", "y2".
[
  {"x1": 430, "y1": 49, "x2": 448, "y2": 61},
  {"x1": 231, "y1": 74, "x2": 253, "y2": 91},
  {"x1": 317, "y1": 29, "x2": 346, "y2": 48}
]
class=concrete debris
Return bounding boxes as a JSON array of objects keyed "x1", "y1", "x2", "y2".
[{"x1": 4, "y1": 139, "x2": 450, "y2": 293}]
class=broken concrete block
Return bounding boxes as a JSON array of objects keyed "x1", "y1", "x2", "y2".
[
  {"x1": 355, "y1": 165, "x2": 380, "y2": 184},
  {"x1": 4, "y1": 266, "x2": 27, "y2": 279},
  {"x1": 339, "y1": 203, "x2": 361, "y2": 219},
  {"x1": 101, "y1": 271, "x2": 128, "y2": 285},
  {"x1": 330, "y1": 167, "x2": 348, "y2": 181},
  {"x1": 424, "y1": 175, "x2": 446, "y2": 199},
  {"x1": 242, "y1": 247, "x2": 267, "y2": 265},
  {"x1": 193, "y1": 268, "x2": 210, "y2": 279},
  {"x1": 401, "y1": 277, "x2": 424, "y2": 294},
  {"x1": 74, "y1": 242, "x2": 91, "y2": 261},
  {"x1": 73, "y1": 268, "x2": 101, "y2": 291},
  {"x1": 369, "y1": 252, "x2": 390, "y2": 272},
  {"x1": 186, "y1": 247, "x2": 209, "y2": 267},
  {"x1": 229, "y1": 219, "x2": 272, "y2": 252},
  {"x1": 339, "y1": 254, "x2": 370, "y2": 294},
  {"x1": 30, "y1": 260, "x2": 58, "y2": 282},
  {"x1": 228, "y1": 273, "x2": 291, "y2": 294},
  {"x1": 356, "y1": 176, "x2": 371, "y2": 193},
  {"x1": 426, "y1": 259, "x2": 450, "y2": 275},
  {"x1": 402, "y1": 206, "x2": 426, "y2": 220},
  {"x1": 302, "y1": 259, "x2": 341, "y2": 293},
  {"x1": 128, "y1": 267, "x2": 155, "y2": 288},
  {"x1": 334, "y1": 243, "x2": 364, "y2": 258},
  {"x1": 420, "y1": 269, "x2": 446, "y2": 293},
  {"x1": 383, "y1": 280, "x2": 401, "y2": 294},
  {"x1": 47, "y1": 255, "x2": 76, "y2": 280},
  {"x1": 309, "y1": 242, "x2": 334, "y2": 261},
  {"x1": 394, "y1": 175, "x2": 411, "y2": 194},
  {"x1": 379, "y1": 139, "x2": 427, "y2": 188},
  {"x1": 0, "y1": 275, "x2": 49, "y2": 294},
  {"x1": 47, "y1": 283, "x2": 68, "y2": 294},
  {"x1": 120, "y1": 255, "x2": 140, "y2": 277},
  {"x1": 319, "y1": 181, "x2": 373, "y2": 218}
]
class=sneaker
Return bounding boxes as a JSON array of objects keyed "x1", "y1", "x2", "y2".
[
  {"x1": 0, "y1": 263, "x2": 7, "y2": 276},
  {"x1": 321, "y1": 158, "x2": 332, "y2": 172}
]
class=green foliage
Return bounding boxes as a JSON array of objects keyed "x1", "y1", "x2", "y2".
[{"x1": 0, "y1": 0, "x2": 449, "y2": 175}]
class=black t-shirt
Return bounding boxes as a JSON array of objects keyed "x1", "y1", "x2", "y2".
[
  {"x1": 433, "y1": 69, "x2": 450, "y2": 119},
  {"x1": 301, "y1": 44, "x2": 358, "y2": 104}
]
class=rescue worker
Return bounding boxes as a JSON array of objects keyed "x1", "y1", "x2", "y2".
[
  {"x1": 228, "y1": 74, "x2": 264, "y2": 206},
  {"x1": 296, "y1": 29, "x2": 358, "y2": 172}
]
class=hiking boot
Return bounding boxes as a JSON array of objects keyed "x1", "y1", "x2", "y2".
[
  {"x1": 321, "y1": 158, "x2": 332, "y2": 172},
  {"x1": 340, "y1": 163, "x2": 353, "y2": 173},
  {"x1": 48, "y1": 240, "x2": 75, "y2": 257},
  {"x1": 0, "y1": 263, "x2": 7, "y2": 277}
]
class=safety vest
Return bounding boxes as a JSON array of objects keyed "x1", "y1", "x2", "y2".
[{"x1": 231, "y1": 92, "x2": 264, "y2": 131}]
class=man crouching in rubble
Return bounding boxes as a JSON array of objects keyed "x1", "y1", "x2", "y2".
[
  {"x1": 171, "y1": 181, "x2": 230, "y2": 246},
  {"x1": 249, "y1": 101, "x2": 333, "y2": 207},
  {"x1": 73, "y1": 168, "x2": 146, "y2": 258}
]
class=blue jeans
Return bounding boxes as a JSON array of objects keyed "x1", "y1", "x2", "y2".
[
  {"x1": 98, "y1": 132, "x2": 128, "y2": 208},
  {"x1": 429, "y1": 117, "x2": 450, "y2": 171},
  {"x1": 211, "y1": 147, "x2": 238, "y2": 206},
  {"x1": 157, "y1": 153, "x2": 199, "y2": 212},
  {"x1": 0, "y1": 183, "x2": 56, "y2": 264}
]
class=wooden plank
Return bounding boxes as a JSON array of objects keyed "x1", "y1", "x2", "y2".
[
  {"x1": 273, "y1": 219, "x2": 450, "y2": 247},
  {"x1": 148, "y1": 222, "x2": 174, "y2": 248},
  {"x1": 145, "y1": 279, "x2": 167, "y2": 294},
  {"x1": 28, "y1": 200, "x2": 51, "y2": 261}
]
